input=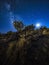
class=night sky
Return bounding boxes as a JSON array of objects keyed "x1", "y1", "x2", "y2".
[{"x1": 0, "y1": 0, "x2": 49, "y2": 33}]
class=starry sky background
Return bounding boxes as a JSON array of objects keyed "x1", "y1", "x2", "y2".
[{"x1": 0, "y1": 0, "x2": 49, "y2": 33}]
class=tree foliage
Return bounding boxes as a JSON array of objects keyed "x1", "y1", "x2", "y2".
[
  {"x1": 40, "y1": 26, "x2": 47, "y2": 30},
  {"x1": 24, "y1": 24, "x2": 35, "y2": 31},
  {"x1": 13, "y1": 21, "x2": 24, "y2": 32}
]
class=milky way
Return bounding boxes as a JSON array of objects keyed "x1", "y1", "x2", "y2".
[{"x1": 0, "y1": 0, "x2": 49, "y2": 33}]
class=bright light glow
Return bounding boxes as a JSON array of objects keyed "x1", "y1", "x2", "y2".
[{"x1": 35, "y1": 23, "x2": 41, "y2": 28}]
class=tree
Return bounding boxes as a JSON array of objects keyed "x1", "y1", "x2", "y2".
[
  {"x1": 40, "y1": 26, "x2": 47, "y2": 30},
  {"x1": 24, "y1": 24, "x2": 35, "y2": 37},
  {"x1": 13, "y1": 21, "x2": 24, "y2": 32},
  {"x1": 39, "y1": 26, "x2": 47, "y2": 35},
  {"x1": 24, "y1": 24, "x2": 35, "y2": 31},
  {"x1": 7, "y1": 31, "x2": 13, "y2": 35}
]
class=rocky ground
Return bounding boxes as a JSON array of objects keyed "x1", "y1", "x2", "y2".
[{"x1": 0, "y1": 31, "x2": 49, "y2": 65}]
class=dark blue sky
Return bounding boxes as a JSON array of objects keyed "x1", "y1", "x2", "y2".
[{"x1": 0, "y1": 0, "x2": 49, "y2": 33}]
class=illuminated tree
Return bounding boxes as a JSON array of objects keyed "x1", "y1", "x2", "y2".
[
  {"x1": 40, "y1": 26, "x2": 47, "y2": 30},
  {"x1": 13, "y1": 21, "x2": 24, "y2": 32},
  {"x1": 24, "y1": 24, "x2": 35, "y2": 37},
  {"x1": 39, "y1": 26, "x2": 47, "y2": 35},
  {"x1": 24, "y1": 24, "x2": 35, "y2": 31}
]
